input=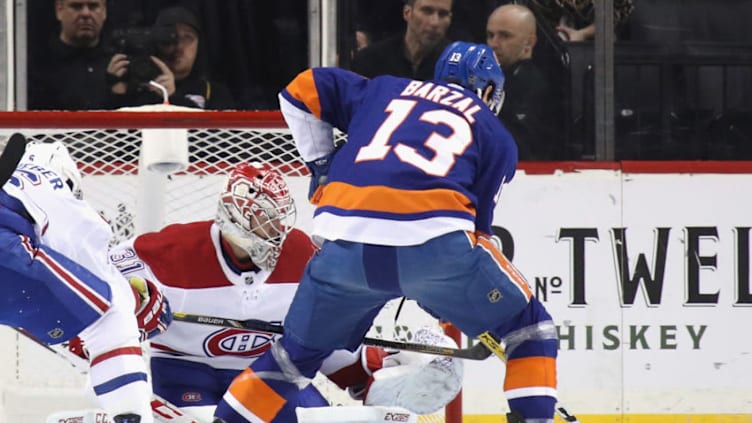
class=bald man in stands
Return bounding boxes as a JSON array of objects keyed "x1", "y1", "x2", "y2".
[{"x1": 487, "y1": 4, "x2": 562, "y2": 160}]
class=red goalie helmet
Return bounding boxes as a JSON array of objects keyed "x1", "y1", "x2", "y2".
[{"x1": 216, "y1": 163, "x2": 296, "y2": 270}]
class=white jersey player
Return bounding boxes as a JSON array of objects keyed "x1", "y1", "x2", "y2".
[
  {"x1": 109, "y1": 162, "x2": 463, "y2": 422},
  {"x1": 0, "y1": 140, "x2": 170, "y2": 423}
]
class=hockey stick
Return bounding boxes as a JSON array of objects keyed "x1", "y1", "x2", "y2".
[
  {"x1": 477, "y1": 332, "x2": 581, "y2": 423},
  {"x1": 173, "y1": 313, "x2": 581, "y2": 420},
  {"x1": 171, "y1": 312, "x2": 493, "y2": 360},
  {"x1": 0, "y1": 133, "x2": 27, "y2": 187},
  {"x1": 11, "y1": 327, "x2": 202, "y2": 423}
]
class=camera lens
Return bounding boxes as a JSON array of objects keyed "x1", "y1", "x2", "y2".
[
  {"x1": 111, "y1": 26, "x2": 170, "y2": 92},
  {"x1": 126, "y1": 56, "x2": 161, "y2": 91}
]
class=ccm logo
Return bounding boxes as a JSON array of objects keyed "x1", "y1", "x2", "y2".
[
  {"x1": 57, "y1": 414, "x2": 108, "y2": 423},
  {"x1": 384, "y1": 412, "x2": 410, "y2": 422}
]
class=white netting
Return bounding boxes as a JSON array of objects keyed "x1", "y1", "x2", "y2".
[
  {"x1": 4, "y1": 125, "x2": 311, "y2": 244},
  {"x1": 0, "y1": 110, "x2": 459, "y2": 423}
]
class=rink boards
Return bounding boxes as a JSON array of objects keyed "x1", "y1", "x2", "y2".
[
  {"x1": 1, "y1": 161, "x2": 749, "y2": 422},
  {"x1": 289, "y1": 162, "x2": 752, "y2": 421},
  {"x1": 126, "y1": 162, "x2": 752, "y2": 420}
]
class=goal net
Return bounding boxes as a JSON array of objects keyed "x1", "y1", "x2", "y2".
[{"x1": 0, "y1": 109, "x2": 462, "y2": 423}]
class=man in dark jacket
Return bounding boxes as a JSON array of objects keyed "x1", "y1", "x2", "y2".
[
  {"x1": 107, "y1": 6, "x2": 235, "y2": 110},
  {"x1": 487, "y1": 4, "x2": 563, "y2": 160},
  {"x1": 28, "y1": 0, "x2": 111, "y2": 110},
  {"x1": 350, "y1": 0, "x2": 452, "y2": 80}
]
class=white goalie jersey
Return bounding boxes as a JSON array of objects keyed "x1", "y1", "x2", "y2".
[
  {"x1": 108, "y1": 219, "x2": 464, "y2": 419},
  {"x1": 108, "y1": 220, "x2": 316, "y2": 370}
]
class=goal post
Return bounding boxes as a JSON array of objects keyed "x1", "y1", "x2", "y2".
[{"x1": 0, "y1": 109, "x2": 462, "y2": 423}]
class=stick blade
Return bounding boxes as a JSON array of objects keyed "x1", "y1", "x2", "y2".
[{"x1": 0, "y1": 133, "x2": 28, "y2": 187}]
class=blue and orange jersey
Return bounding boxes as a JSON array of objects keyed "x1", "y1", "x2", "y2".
[{"x1": 279, "y1": 67, "x2": 518, "y2": 245}]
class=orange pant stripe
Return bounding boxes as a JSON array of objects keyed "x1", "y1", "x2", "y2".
[
  {"x1": 228, "y1": 368, "x2": 287, "y2": 422},
  {"x1": 504, "y1": 356, "x2": 557, "y2": 391}
]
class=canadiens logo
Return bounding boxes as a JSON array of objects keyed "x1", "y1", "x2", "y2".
[{"x1": 204, "y1": 328, "x2": 276, "y2": 357}]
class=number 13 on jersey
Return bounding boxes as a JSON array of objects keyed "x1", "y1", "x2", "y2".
[{"x1": 355, "y1": 99, "x2": 473, "y2": 177}]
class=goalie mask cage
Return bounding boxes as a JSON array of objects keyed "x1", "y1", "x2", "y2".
[{"x1": 0, "y1": 109, "x2": 462, "y2": 423}]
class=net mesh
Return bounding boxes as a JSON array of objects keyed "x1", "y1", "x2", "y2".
[{"x1": 6, "y1": 125, "x2": 313, "y2": 244}]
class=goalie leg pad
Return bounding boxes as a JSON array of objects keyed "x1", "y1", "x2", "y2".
[{"x1": 296, "y1": 406, "x2": 417, "y2": 423}]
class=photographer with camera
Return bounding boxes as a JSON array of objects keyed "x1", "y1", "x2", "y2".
[
  {"x1": 106, "y1": 5, "x2": 235, "y2": 110},
  {"x1": 28, "y1": 0, "x2": 111, "y2": 110}
]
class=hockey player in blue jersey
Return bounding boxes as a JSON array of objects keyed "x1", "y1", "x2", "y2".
[
  {"x1": 0, "y1": 140, "x2": 171, "y2": 423},
  {"x1": 213, "y1": 42, "x2": 559, "y2": 423}
]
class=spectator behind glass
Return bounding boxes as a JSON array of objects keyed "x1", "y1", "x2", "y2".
[
  {"x1": 487, "y1": 4, "x2": 562, "y2": 160},
  {"x1": 350, "y1": 0, "x2": 452, "y2": 80},
  {"x1": 27, "y1": 0, "x2": 111, "y2": 110},
  {"x1": 526, "y1": 0, "x2": 634, "y2": 41},
  {"x1": 107, "y1": 6, "x2": 235, "y2": 110}
]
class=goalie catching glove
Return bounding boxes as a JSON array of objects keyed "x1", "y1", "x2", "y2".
[
  {"x1": 365, "y1": 327, "x2": 464, "y2": 414},
  {"x1": 129, "y1": 276, "x2": 172, "y2": 342},
  {"x1": 328, "y1": 326, "x2": 464, "y2": 415}
]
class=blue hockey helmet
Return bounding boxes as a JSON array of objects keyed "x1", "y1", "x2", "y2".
[{"x1": 434, "y1": 41, "x2": 505, "y2": 114}]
